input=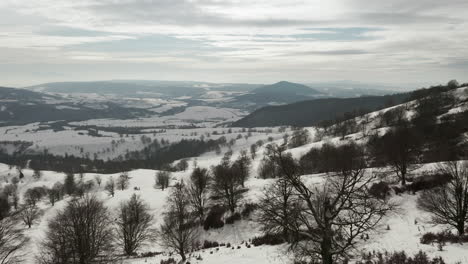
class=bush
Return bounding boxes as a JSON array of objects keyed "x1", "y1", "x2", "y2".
[
  {"x1": 251, "y1": 233, "x2": 285, "y2": 246},
  {"x1": 138, "y1": 251, "x2": 162, "y2": 258},
  {"x1": 203, "y1": 205, "x2": 226, "y2": 230},
  {"x1": 420, "y1": 231, "x2": 468, "y2": 245},
  {"x1": 408, "y1": 173, "x2": 452, "y2": 193},
  {"x1": 160, "y1": 258, "x2": 176, "y2": 264},
  {"x1": 225, "y1": 212, "x2": 241, "y2": 224},
  {"x1": 202, "y1": 240, "x2": 219, "y2": 249},
  {"x1": 356, "y1": 250, "x2": 446, "y2": 264},
  {"x1": 369, "y1": 182, "x2": 391, "y2": 199}
]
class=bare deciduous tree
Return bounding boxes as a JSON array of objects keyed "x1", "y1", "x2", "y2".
[
  {"x1": 158, "y1": 182, "x2": 198, "y2": 262},
  {"x1": 116, "y1": 194, "x2": 154, "y2": 256},
  {"x1": 232, "y1": 150, "x2": 251, "y2": 187},
  {"x1": 155, "y1": 171, "x2": 170, "y2": 191},
  {"x1": 94, "y1": 175, "x2": 102, "y2": 187},
  {"x1": 117, "y1": 172, "x2": 130, "y2": 191},
  {"x1": 104, "y1": 177, "x2": 115, "y2": 197},
  {"x1": 380, "y1": 122, "x2": 421, "y2": 185},
  {"x1": 0, "y1": 217, "x2": 28, "y2": 264},
  {"x1": 20, "y1": 204, "x2": 40, "y2": 228},
  {"x1": 258, "y1": 178, "x2": 298, "y2": 242},
  {"x1": 38, "y1": 195, "x2": 114, "y2": 264},
  {"x1": 288, "y1": 128, "x2": 311, "y2": 148},
  {"x1": 264, "y1": 144, "x2": 393, "y2": 264},
  {"x1": 211, "y1": 152, "x2": 243, "y2": 213},
  {"x1": 418, "y1": 161, "x2": 468, "y2": 235},
  {"x1": 250, "y1": 144, "x2": 257, "y2": 160},
  {"x1": 188, "y1": 167, "x2": 210, "y2": 223}
]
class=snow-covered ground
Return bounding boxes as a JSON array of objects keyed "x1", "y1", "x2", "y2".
[
  {"x1": 1, "y1": 86, "x2": 468, "y2": 264},
  {"x1": 2, "y1": 130, "x2": 468, "y2": 264}
]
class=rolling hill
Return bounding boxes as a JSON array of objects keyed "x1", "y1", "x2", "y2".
[{"x1": 232, "y1": 93, "x2": 408, "y2": 127}]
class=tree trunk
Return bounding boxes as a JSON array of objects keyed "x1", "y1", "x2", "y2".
[
  {"x1": 457, "y1": 221, "x2": 465, "y2": 236},
  {"x1": 180, "y1": 249, "x2": 186, "y2": 261},
  {"x1": 401, "y1": 166, "x2": 407, "y2": 185},
  {"x1": 321, "y1": 237, "x2": 333, "y2": 264},
  {"x1": 321, "y1": 225, "x2": 333, "y2": 264}
]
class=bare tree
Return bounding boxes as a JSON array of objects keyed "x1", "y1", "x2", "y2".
[
  {"x1": 158, "y1": 182, "x2": 198, "y2": 261},
  {"x1": 264, "y1": 144, "x2": 393, "y2": 264},
  {"x1": 379, "y1": 122, "x2": 421, "y2": 185},
  {"x1": 47, "y1": 183, "x2": 63, "y2": 206},
  {"x1": 116, "y1": 194, "x2": 154, "y2": 256},
  {"x1": 117, "y1": 172, "x2": 130, "y2": 191},
  {"x1": 24, "y1": 187, "x2": 46, "y2": 206},
  {"x1": 32, "y1": 169, "x2": 42, "y2": 180},
  {"x1": 64, "y1": 172, "x2": 76, "y2": 196},
  {"x1": 232, "y1": 150, "x2": 251, "y2": 187},
  {"x1": 94, "y1": 175, "x2": 102, "y2": 187},
  {"x1": 155, "y1": 171, "x2": 170, "y2": 191},
  {"x1": 19, "y1": 204, "x2": 40, "y2": 228},
  {"x1": 105, "y1": 177, "x2": 116, "y2": 197},
  {"x1": 288, "y1": 128, "x2": 311, "y2": 148},
  {"x1": 250, "y1": 144, "x2": 257, "y2": 160},
  {"x1": 258, "y1": 178, "x2": 298, "y2": 242},
  {"x1": 0, "y1": 217, "x2": 28, "y2": 264},
  {"x1": 211, "y1": 153, "x2": 243, "y2": 213},
  {"x1": 418, "y1": 161, "x2": 468, "y2": 235},
  {"x1": 38, "y1": 195, "x2": 114, "y2": 264},
  {"x1": 187, "y1": 167, "x2": 210, "y2": 223}
]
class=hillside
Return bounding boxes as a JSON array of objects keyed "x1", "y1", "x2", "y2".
[
  {"x1": 1, "y1": 83, "x2": 468, "y2": 264},
  {"x1": 232, "y1": 93, "x2": 408, "y2": 127}
]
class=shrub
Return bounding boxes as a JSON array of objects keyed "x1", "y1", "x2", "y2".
[
  {"x1": 408, "y1": 173, "x2": 452, "y2": 193},
  {"x1": 202, "y1": 240, "x2": 219, "y2": 249},
  {"x1": 420, "y1": 231, "x2": 468, "y2": 245},
  {"x1": 225, "y1": 212, "x2": 241, "y2": 224},
  {"x1": 203, "y1": 205, "x2": 226, "y2": 230},
  {"x1": 139, "y1": 251, "x2": 163, "y2": 258},
  {"x1": 160, "y1": 258, "x2": 176, "y2": 264},
  {"x1": 251, "y1": 233, "x2": 285, "y2": 246},
  {"x1": 369, "y1": 182, "x2": 391, "y2": 199},
  {"x1": 356, "y1": 250, "x2": 446, "y2": 264}
]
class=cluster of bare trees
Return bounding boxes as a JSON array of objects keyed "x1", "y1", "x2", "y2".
[
  {"x1": 38, "y1": 194, "x2": 156, "y2": 263},
  {"x1": 211, "y1": 151, "x2": 250, "y2": 213},
  {"x1": 258, "y1": 144, "x2": 394, "y2": 264}
]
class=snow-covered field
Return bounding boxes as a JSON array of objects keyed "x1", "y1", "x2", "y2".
[
  {"x1": 2, "y1": 120, "x2": 468, "y2": 264},
  {"x1": 2, "y1": 152, "x2": 468, "y2": 264}
]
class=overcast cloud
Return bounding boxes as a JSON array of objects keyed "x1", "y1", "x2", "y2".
[{"x1": 0, "y1": 0, "x2": 467, "y2": 87}]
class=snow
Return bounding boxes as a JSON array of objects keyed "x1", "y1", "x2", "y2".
[
  {"x1": 3, "y1": 157, "x2": 468, "y2": 264},
  {"x1": 2, "y1": 86, "x2": 468, "y2": 264}
]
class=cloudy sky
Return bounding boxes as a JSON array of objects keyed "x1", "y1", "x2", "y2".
[{"x1": 0, "y1": 0, "x2": 467, "y2": 87}]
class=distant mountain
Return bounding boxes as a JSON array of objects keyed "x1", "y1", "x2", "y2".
[
  {"x1": 232, "y1": 93, "x2": 409, "y2": 127},
  {"x1": 230, "y1": 81, "x2": 324, "y2": 110},
  {"x1": 0, "y1": 86, "x2": 152, "y2": 126},
  {"x1": 252, "y1": 81, "x2": 321, "y2": 95},
  {"x1": 26, "y1": 81, "x2": 258, "y2": 98},
  {"x1": 0, "y1": 86, "x2": 57, "y2": 101}
]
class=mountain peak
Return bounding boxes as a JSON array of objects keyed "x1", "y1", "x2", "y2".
[{"x1": 253, "y1": 81, "x2": 320, "y2": 95}]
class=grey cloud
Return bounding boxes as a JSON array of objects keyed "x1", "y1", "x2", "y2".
[{"x1": 281, "y1": 49, "x2": 370, "y2": 57}]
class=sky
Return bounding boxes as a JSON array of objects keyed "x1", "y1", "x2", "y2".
[{"x1": 0, "y1": 0, "x2": 467, "y2": 88}]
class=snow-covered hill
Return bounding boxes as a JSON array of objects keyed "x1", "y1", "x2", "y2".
[{"x1": 1, "y1": 85, "x2": 468, "y2": 264}]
